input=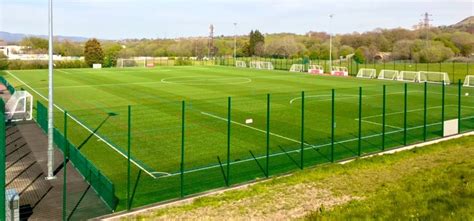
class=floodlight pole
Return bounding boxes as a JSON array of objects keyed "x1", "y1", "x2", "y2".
[
  {"x1": 46, "y1": 0, "x2": 55, "y2": 180},
  {"x1": 329, "y1": 14, "x2": 334, "y2": 74},
  {"x1": 233, "y1": 23, "x2": 237, "y2": 60}
]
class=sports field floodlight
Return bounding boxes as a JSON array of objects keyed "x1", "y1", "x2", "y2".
[
  {"x1": 46, "y1": 0, "x2": 55, "y2": 180},
  {"x1": 329, "y1": 14, "x2": 334, "y2": 75}
]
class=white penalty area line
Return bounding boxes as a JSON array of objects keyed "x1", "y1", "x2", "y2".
[
  {"x1": 158, "y1": 111, "x2": 474, "y2": 177},
  {"x1": 5, "y1": 71, "x2": 163, "y2": 178}
]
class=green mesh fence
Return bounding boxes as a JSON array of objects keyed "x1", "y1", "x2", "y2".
[
  {"x1": 0, "y1": 98, "x2": 5, "y2": 220},
  {"x1": 36, "y1": 101, "x2": 118, "y2": 210},
  {"x1": 0, "y1": 76, "x2": 16, "y2": 94}
]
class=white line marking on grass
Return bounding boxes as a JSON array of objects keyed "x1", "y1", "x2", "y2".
[
  {"x1": 359, "y1": 119, "x2": 403, "y2": 130},
  {"x1": 161, "y1": 76, "x2": 252, "y2": 85},
  {"x1": 36, "y1": 81, "x2": 163, "y2": 89},
  {"x1": 359, "y1": 105, "x2": 473, "y2": 120},
  {"x1": 289, "y1": 95, "x2": 362, "y2": 104},
  {"x1": 5, "y1": 71, "x2": 161, "y2": 178}
]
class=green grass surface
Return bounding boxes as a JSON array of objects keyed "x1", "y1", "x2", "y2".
[
  {"x1": 125, "y1": 135, "x2": 474, "y2": 220},
  {"x1": 2, "y1": 65, "x2": 474, "y2": 210}
]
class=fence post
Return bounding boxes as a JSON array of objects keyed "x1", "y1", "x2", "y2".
[
  {"x1": 127, "y1": 105, "x2": 131, "y2": 210},
  {"x1": 442, "y1": 81, "x2": 445, "y2": 136},
  {"x1": 62, "y1": 111, "x2": 68, "y2": 221},
  {"x1": 358, "y1": 87, "x2": 362, "y2": 156},
  {"x1": 424, "y1": 82, "x2": 428, "y2": 141},
  {"x1": 382, "y1": 85, "x2": 386, "y2": 151},
  {"x1": 180, "y1": 101, "x2": 185, "y2": 197},
  {"x1": 404, "y1": 83, "x2": 408, "y2": 146},
  {"x1": 452, "y1": 61, "x2": 455, "y2": 84},
  {"x1": 265, "y1": 94, "x2": 270, "y2": 177},
  {"x1": 226, "y1": 97, "x2": 231, "y2": 186},
  {"x1": 458, "y1": 79, "x2": 462, "y2": 133},
  {"x1": 331, "y1": 89, "x2": 335, "y2": 162},
  {"x1": 0, "y1": 100, "x2": 4, "y2": 221},
  {"x1": 300, "y1": 91, "x2": 305, "y2": 169}
]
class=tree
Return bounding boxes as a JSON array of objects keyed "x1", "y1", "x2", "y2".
[
  {"x1": 392, "y1": 40, "x2": 414, "y2": 60},
  {"x1": 248, "y1": 30, "x2": 265, "y2": 56},
  {"x1": 353, "y1": 47, "x2": 366, "y2": 64},
  {"x1": 339, "y1": 45, "x2": 354, "y2": 57},
  {"x1": 84, "y1": 38, "x2": 104, "y2": 67},
  {"x1": 0, "y1": 53, "x2": 8, "y2": 70},
  {"x1": 451, "y1": 32, "x2": 474, "y2": 56},
  {"x1": 20, "y1": 37, "x2": 48, "y2": 54},
  {"x1": 413, "y1": 42, "x2": 454, "y2": 63},
  {"x1": 103, "y1": 43, "x2": 122, "y2": 67}
]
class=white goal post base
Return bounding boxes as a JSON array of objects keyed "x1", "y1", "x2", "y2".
[
  {"x1": 308, "y1": 65, "x2": 324, "y2": 74},
  {"x1": 249, "y1": 61, "x2": 274, "y2": 70},
  {"x1": 378, "y1": 70, "x2": 399, "y2": 80},
  {"x1": 464, "y1": 75, "x2": 474, "y2": 87},
  {"x1": 397, "y1": 71, "x2": 450, "y2": 85},
  {"x1": 331, "y1": 66, "x2": 348, "y2": 76},
  {"x1": 235, "y1": 61, "x2": 247, "y2": 68},
  {"x1": 5, "y1": 90, "x2": 33, "y2": 122},
  {"x1": 356, "y1": 68, "x2": 377, "y2": 79},
  {"x1": 117, "y1": 58, "x2": 147, "y2": 68},
  {"x1": 289, "y1": 64, "x2": 305, "y2": 72}
]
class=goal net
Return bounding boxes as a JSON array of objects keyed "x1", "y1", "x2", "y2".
[
  {"x1": 378, "y1": 70, "x2": 399, "y2": 80},
  {"x1": 397, "y1": 71, "x2": 420, "y2": 82},
  {"x1": 117, "y1": 58, "x2": 146, "y2": 68},
  {"x1": 356, "y1": 68, "x2": 377, "y2": 79},
  {"x1": 235, "y1": 60, "x2": 247, "y2": 68},
  {"x1": 464, "y1": 75, "x2": 474, "y2": 87},
  {"x1": 289, "y1": 64, "x2": 305, "y2": 72},
  {"x1": 5, "y1": 91, "x2": 33, "y2": 122},
  {"x1": 331, "y1": 66, "x2": 348, "y2": 76},
  {"x1": 419, "y1": 71, "x2": 450, "y2": 85},
  {"x1": 308, "y1": 65, "x2": 324, "y2": 74},
  {"x1": 249, "y1": 61, "x2": 274, "y2": 70}
]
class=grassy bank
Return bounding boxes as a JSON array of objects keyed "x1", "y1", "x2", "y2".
[{"x1": 122, "y1": 135, "x2": 474, "y2": 220}]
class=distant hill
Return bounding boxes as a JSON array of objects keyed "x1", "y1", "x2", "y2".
[
  {"x1": 0, "y1": 31, "x2": 89, "y2": 43},
  {"x1": 453, "y1": 16, "x2": 474, "y2": 27}
]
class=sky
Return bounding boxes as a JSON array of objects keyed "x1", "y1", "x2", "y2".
[{"x1": 0, "y1": 0, "x2": 472, "y2": 40}]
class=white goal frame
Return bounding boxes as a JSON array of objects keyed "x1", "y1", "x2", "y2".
[
  {"x1": 397, "y1": 71, "x2": 420, "y2": 82},
  {"x1": 117, "y1": 58, "x2": 146, "y2": 68},
  {"x1": 235, "y1": 60, "x2": 247, "y2": 68},
  {"x1": 464, "y1": 75, "x2": 474, "y2": 87},
  {"x1": 331, "y1": 66, "x2": 348, "y2": 76},
  {"x1": 378, "y1": 70, "x2": 399, "y2": 80},
  {"x1": 289, "y1": 64, "x2": 305, "y2": 72},
  {"x1": 5, "y1": 90, "x2": 33, "y2": 122},
  {"x1": 249, "y1": 61, "x2": 274, "y2": 70},
  {"x1": 418, "y1": 71, "x2": 450, "y2": 85},
  {"x1": 356, "y1": 68, "x2": 377, "y2": 79},
  {"x1": 308, "y1": 65, "x2": 324, "y2": 74}
]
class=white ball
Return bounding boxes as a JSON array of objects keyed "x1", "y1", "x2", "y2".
[{"x1": 466, "y1": 93, "x2": 470, "y2": 96}]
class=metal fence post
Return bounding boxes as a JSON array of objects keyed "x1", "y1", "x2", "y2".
[
  {"x1": 226, "y1": 97, "x2": 231, "y2": 186},
  {"x1": 424, "y1": 82, "x2": 428, "y2": 141},
  {"x1": 180, "y1": 101, "x2": 185, "y2": 197},
  {"x1": 442, "y1": 81, "x2": 445, "y2": 136},
  {"x1": 331, "y1": 89, "x2": 335, "y2": 162},
  {"x1": 458, "y1": 79, "x2": 462, "y2": 133},
  {"x1": 300, "y1": 91, "x2": 305, "y2": 169},
  {"x1": 62, "y1": 111, "x2": 68, "y2": 221},
  {"x1": 265, "y1": 94, "x2": 270, "y2": 178},
  {"x1": 382, "y1": 85, "x2": 386, "y2": 150},
  {"x1": 0, "y1": 100, "x2": 4, "y2": 221},
  {"x1": 404, "y1": 83, "x2": 408, "y2": 146},
  {"x1": 358, "y1": 87, "x2": 362, "y2": 156},
  {"x1": 127, "y1": 105, "x2": 131, "y2": 210}
]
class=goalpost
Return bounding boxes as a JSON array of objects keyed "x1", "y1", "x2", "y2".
[
  {"x1": 464, "y1": 75, "x2": 474, "y2": 87},
  {"x1": 397, "y1": 71, "x2": 420, "y2": 82},
  {"x1": 117, "y1": 58, "x2": 146, "y2": 68},
  {"x1": 249, "y1": 61, "x2": 274, "y2": 70},
  {"x1": 289, "y1": 64, "x2": 305, "y2": 72},
  {"x1": 331, "y1": 66, "x2": 348, "y2": 76},
  {"x1": 5, "y1": 90, "x2": 33, "y2": 122},
  {"x1": 356, "y1": 68, "x2": 377, "y2": 79},
  {"x1": 235, "y1": 60, "x2": 247, "y2": 68},
  {"x1": 418, "y1": 71, "x2": 450, "y2": 85},
  {"x1": 308, "y1": 65, "x2": 324, "y2": 74},
  {"x1": 378, "y1": 70, "x2": 399, "y2": 80}
]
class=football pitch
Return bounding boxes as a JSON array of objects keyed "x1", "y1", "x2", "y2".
[{"x1": 3, "y1": 65, "x2": 474, "y2": 210}]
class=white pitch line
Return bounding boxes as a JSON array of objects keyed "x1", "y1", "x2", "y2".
[
  {"x1": 5, "y1": 71, "x2": 159, "y2": 178},
  {"x1": 360, "y1": 105, "x2": 474, "y2": 120},
  {"x1": 359, "y1": 119, "x2": 403, "y2": 130}
]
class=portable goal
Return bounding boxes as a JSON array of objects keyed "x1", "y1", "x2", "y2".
[
  {"x1": 289, "y1": 64, "x2": 305, "y2": 72},
  {"x1": 378, "y1": 70, "x2": 399, "y2": 80},
  {"x1": 117, "y1": 58, "x2": 146, "y2": 68},
  {"x1": 397, "y1": 71, "x2": 420, "y2": 82},
  {"x1": 331, "y1": 66, "x2": 348, "y2": 76},
  {"x1": 308, "y1": 65, "x2": 324, "y2": 74},
  {"x1": 356, "y1": 68, "x2": 377, "y2": 79},
  {"x1": 418, "y1": 71, "x2": 450, "y2": 85},
  {"x1": 235, "y1": 60, "x2": 247, "y2": 68},
  {"x1": 249, "y1": 61, "x2": 274, "y2": 70},
  {"x1": 5, "y1": 91, "x2": 33, "y2": 122},
  {"x1": 464, "y1": 75, "x2": 474, "y2": 87}
]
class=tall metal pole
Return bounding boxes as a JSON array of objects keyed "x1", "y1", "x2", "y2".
[
  {"x1": 233, "y1": 23, "x2": 237, "y2": 61},
  {"x1": 46, "y1": 0, "x2": 55, "y2": 180},
  {"x1": 329, "y1": 14, "x2": 334, "y2": 74}
]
